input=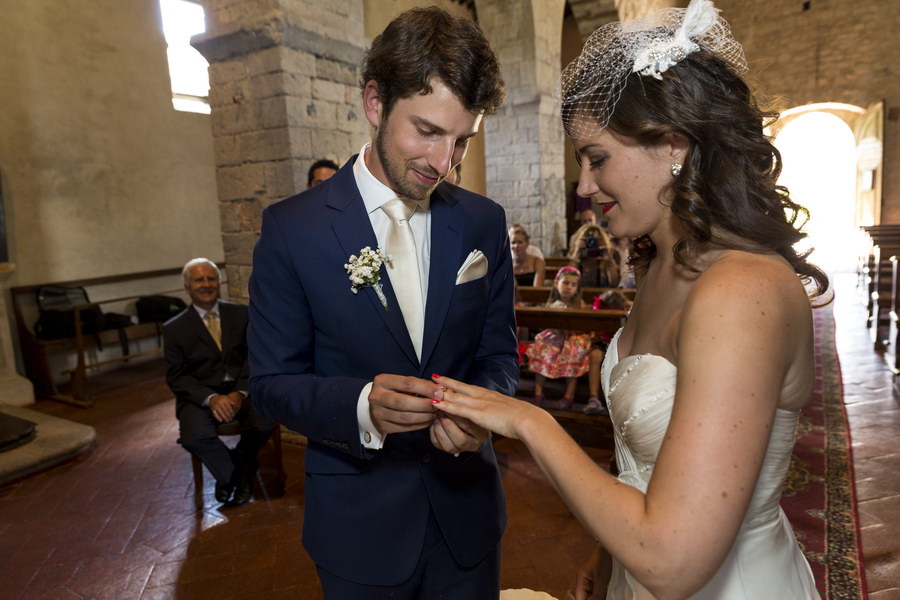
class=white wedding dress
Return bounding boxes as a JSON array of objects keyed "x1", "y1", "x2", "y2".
[{"x1": 600, "y1": 328, "x2": 821, "y2": 599}]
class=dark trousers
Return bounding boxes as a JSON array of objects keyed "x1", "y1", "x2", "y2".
[
  {"x1": 177, "y1": 396, "x2": 274, "y2": 484},
  {"x1": 316, "y1": 509, "x2": 500, "y2": 600}
]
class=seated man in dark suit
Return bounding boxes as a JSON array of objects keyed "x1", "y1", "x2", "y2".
[{"x1": 164, "y1": 258, "x2": 274, "y2": 506}]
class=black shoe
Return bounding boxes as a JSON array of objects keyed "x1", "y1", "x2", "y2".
[
  {"x1": 231, "y1": 477, "x2": 252, "y2": 506},
  {"x1": 214, "y1": 480, "x2": 234, "y2": 503}
]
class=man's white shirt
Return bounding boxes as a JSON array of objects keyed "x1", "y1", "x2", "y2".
[{"x1": 352, "y1": 144, "x2": 432, "y2": 450}]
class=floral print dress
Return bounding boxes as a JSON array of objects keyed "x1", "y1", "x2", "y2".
[{"x1": 525, "y1": 301, "x2": 592, "y2": 378}]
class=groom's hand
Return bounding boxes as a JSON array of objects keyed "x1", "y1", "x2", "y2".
[
  {"x1": 369, "y1": 373, "x2": 440, "y2": 435},
  {"x1": 430, "y1": 414, "x2": 489, "y2": 455}
]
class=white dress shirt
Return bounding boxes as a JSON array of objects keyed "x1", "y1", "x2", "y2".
[{"x1": 352, "y1": 144, "x2": 432, "y2": 450}]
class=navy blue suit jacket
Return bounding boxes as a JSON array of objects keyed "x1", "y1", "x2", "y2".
[{"x1": 248, "y1": 157, "x2": 519, "y2": 585}]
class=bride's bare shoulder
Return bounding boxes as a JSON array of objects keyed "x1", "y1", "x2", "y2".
[
  {"x1": 681, "y1": 250, "x2": 812, "y2": 336},
  {"x1": 696, "y1": 250, "x2": 806, "y2": 299}
]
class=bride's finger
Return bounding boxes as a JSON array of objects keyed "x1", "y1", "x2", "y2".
[
  {"x1": 431, "y1": 383, "x2": 482, "y2": 409},
  {"x1": 430, "y1": 373, "x2": 480, "y2": 396},
  {"x1": 431, "y1": 389, "x2": 479, "y2": 421}
]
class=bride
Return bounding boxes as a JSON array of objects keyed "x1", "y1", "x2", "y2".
[{"x1": 428, "y1": 1, "x2": 828, "y2": 598}]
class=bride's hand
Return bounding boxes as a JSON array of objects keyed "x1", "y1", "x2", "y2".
[{"x1": 430, "y1": 375, "x2": 543, "y2": 440}]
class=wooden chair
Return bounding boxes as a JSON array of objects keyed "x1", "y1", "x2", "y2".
[{"x1": 191, "y1": 421, "x2": 286, "y2": 509}]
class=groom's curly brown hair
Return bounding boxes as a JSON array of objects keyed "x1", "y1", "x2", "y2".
[{"x1": 359, "y1": 6, "x2": 505, "y2": 118}]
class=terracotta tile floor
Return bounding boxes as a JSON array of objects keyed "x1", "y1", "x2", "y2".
[
  {"x1": 833, "y1": 271, "x2": 900, "y2": 600},
  {"x1": 0, "y1": 269, "x2": 896, "y2": 599}
]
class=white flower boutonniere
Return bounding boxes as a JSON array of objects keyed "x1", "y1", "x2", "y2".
[{"x1": 345, "y1": 246, "x2": 390, "y2": 310}]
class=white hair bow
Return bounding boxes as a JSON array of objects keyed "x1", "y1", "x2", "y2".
[{"x1": 632, "y1": 0, "x2": 719, "y2": 79}]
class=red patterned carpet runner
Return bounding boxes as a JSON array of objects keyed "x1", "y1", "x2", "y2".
[{"x1": 781, "y1": 303, "x2": 867, "y2": 599}]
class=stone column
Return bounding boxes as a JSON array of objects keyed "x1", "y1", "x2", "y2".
[
  {"x1": 194, "y1": 0, "x2": 370, "y2": 301},
  {"x1": 567, "y1": 0, "x2": 619, "y2": 40},
  {"x1": 0, "y1": 263, "x2": 35, "y2": 406},
  {"x1": 477, "y1": 0, "x2": 568, "y2": 255}
]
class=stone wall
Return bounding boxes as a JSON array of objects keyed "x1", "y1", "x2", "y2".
[
  {"x1": 0, "y1": 0, "x2": 222, "y2": 286},
  {"x1": 478, "y1": 0, "x2": 568, "y2": 255},
  {"x1": 713, "y1": 0, "x2": 900, "y2": 223},
  {"x1": 195, "y1": 0, "x2": 371, "y2": 300}
]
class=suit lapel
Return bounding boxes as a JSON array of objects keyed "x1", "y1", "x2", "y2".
[
  {"x1": 327, "y1": 166, "x2": 419, "y2": 366},
  {"x1": 420, "y1": 190, "x2": 462, "y2": 368}
]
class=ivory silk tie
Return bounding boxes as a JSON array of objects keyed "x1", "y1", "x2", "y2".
[
  {"x1": 382, "y1": 197, "x2": 424, "y2": 359},
  {"x1": 204, "y1": 311, "x2": 222, "y2": 350}
]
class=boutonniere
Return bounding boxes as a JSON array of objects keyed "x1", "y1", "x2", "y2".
[{"x1": 344, "y1": 246, "x2": 390, "y2": 310}]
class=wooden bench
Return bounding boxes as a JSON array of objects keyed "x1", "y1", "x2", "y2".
[
  {"x1": 861, "y1": 225, "x2": 900, "y2": 349},
  {"x1": 11, "y1": 267, "x2": 200, "y2": 407},
  {"x1": 545, "y1": 256, "x2": 571, "y2": 267},
  {"x1": 516, "y1": 286, "x2": 635, "y2": 306},
  {"x1": 888, "y1": 255, "x2": 900, "y2": 386},
  {"x1": 512, "y1": 305, "x2": 627, "y2": 451},
  {"x1": 543, "y1": 257, "x2": 573, "y2": 282},
  {"x1": 515, "y1": 305, "x2": 627, "y2": 333}
]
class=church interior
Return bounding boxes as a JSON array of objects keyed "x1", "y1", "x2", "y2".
[{"x1": 0, "y1": 0, "x2": 898, "y2": 598}]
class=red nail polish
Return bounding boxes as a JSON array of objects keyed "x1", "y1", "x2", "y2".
[
  {"x1": 432, "y1": 398, "x2": 441, "y2": 404},
  {"x1": 432, "y1": 373, "x2": 442, "y2": 379}
]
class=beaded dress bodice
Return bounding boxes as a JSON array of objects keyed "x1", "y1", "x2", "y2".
[{"x1": 598, "y1": 328, "x2": 821, "y2": 599}]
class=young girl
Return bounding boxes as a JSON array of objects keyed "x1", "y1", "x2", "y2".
[{"x1": 525, "y1": 266, "x2": 591, "y2": 409}]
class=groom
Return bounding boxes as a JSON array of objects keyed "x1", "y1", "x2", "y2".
[{"x1": 248, "y1": 7, "x2": 519, "y2": 599}]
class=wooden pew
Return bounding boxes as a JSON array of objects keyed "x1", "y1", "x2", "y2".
[
  {"x1": 861, "y1": 225, "x2": 900, "y2": 349},
  {"x1": 513, "y1": 305, "x2": 625, "y2": 451},
  {"x1": 11, "y1": 267, "x2": 207, "y2": 407},
  {"x1": 889, "y1": 255, "x2": 900, "y2": 385},
  {"x1": 544, "y1": 256, "x2": 571, "y2": 268},
  {"x1": 515, "y1": 305, "x2": 626, "y2": 334},
  {"x1": 516, "y1": 286, "x2": 635, "y2": 306}
]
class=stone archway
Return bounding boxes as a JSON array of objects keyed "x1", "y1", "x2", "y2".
[{"x1": 476, "y1": 0, "x2": 568, "y2": 255}]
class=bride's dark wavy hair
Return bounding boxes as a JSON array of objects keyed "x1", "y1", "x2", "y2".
[{"x1": 597, "y1": 50, "x2": 829, "y2": 300}]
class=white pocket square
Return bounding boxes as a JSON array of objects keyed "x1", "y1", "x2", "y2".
[{"x1": 456, "y1": 250, "x2": 488, "y2": 285}]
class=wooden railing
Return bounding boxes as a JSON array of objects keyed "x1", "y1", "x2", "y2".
[{"x1": 10, "y1": 267, "x2": 205, "y2": 407}]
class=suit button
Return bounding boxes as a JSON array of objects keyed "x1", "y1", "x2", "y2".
[
  {"x1": 422, "y1": 453, "x2": 431, "y2": 463},
  {"x1": 364, "y1": 431, "x2": 372, "y2": 444}
]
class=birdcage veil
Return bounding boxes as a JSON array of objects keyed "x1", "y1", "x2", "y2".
[{"x1": 559, "y1": 0, "x2": 747, "y2": 139}]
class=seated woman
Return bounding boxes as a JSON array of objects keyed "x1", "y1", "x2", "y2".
[
  {"x1": 568, "y1": 223, "x2": 621, "y2": 288},
  {"x1": 510, "y1": 223, "x2": 546, "y2": 260},
  {"x1": 510, "y1": 225, "x2": 546, "y2": 288}
]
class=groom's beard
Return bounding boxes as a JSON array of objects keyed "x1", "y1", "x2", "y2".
[{"x1": 374, "y1": 117, "x2": 441, "y2": 202}]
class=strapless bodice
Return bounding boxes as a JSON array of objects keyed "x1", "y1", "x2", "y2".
[{"x1": 598, "y1": 328, "x2": 820, "y2": 599}]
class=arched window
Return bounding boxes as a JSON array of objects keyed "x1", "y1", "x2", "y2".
[{"x1": 159, "y1": 0, "x2": 210, "y2": 114}]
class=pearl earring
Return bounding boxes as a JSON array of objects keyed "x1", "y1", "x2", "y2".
[{"x1": 671, "y1": 163, "x2": 683, "y2": 177}]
